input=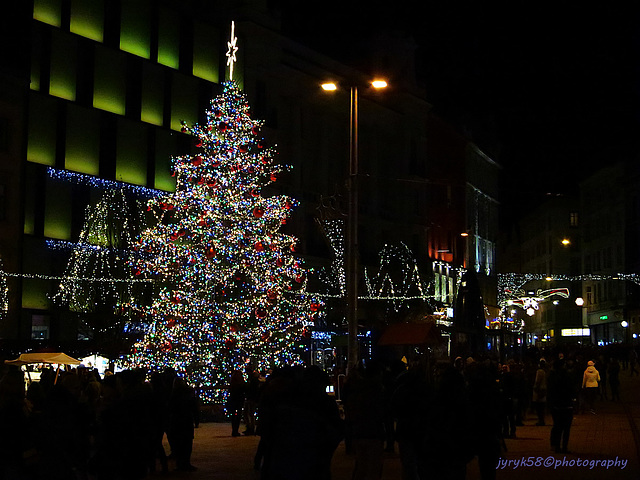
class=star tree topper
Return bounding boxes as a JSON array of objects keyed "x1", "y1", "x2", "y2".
[{"x1": 226, "y1": 21, "x2": 238, "y2": 81}]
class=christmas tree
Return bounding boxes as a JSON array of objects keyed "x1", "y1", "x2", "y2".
[{"x1": 125, "y1": 81, "x2": 320, "y2": 402}]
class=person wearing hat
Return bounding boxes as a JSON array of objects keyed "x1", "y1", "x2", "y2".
[{"x1": 582, "y1": 360, "x2": 600, "y2": 414}]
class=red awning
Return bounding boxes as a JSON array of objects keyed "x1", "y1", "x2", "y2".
[{"x1": 378, "y1": 322, "x2": 442, "y2": 346}]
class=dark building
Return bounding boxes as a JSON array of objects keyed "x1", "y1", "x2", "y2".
[
  {"x1": 498, "y1": 193, "x2": 583, "y2": 348},
  {"x1": 580, "y1": 162, "x2": 640, "y2": 346}
]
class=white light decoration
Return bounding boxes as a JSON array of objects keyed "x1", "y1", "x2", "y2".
[
  {"x1": 0, "y1": 259, "x2": 8, "y2": 319},
  {"x1": 226, "y1": 21, "x2": 238, "y2": 81}
]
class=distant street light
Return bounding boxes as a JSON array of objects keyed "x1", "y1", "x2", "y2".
[
  {"x1": 575, "y1": 297, "x2": 585, "y2": 306},
  {"x1": 322, "y1": 78, "x2": 388, "y2": 373}
]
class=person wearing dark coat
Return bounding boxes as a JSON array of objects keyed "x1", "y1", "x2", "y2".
[
  {"x1": 608, "y1": 358, "x2": 621, "y2": 401},
  {"x1": 547, "y1": 359, "x2": 576, "y2": 453},
  {"x1": 229, "y1": 370, "x2": 246, "y2": 437},
  {"x1": 344, "y1": 361, "x2": 386, "y2": 480},
  {"x1": 258, "y1": 366, "x2": 344, "y2": 480},
  {"x1": 167, "y1": 377, "x2": 199, "y2": 471}
]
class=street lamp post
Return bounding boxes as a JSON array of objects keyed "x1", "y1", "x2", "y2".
[
  {"x1": 322, "y1": 80, "x2": 387, "y2": 373},
  {"x1": 346, "y1": 85, "x2": 359, "y2": 374}
]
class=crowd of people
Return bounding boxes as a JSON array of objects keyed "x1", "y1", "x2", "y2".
[
  {"x1": 0, "y1": 343, "x2": 637, "y2": 480},
  {"x1": 0, "y1": 365, "x2": 199, "y2": 480}
]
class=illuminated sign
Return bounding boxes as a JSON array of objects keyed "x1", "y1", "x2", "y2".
[{"x1": 561, "y1": 328, "x2": 590, "y2": 337}]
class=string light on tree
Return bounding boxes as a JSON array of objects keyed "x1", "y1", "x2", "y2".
[{"x1": 122, "y1": 26, "x2": 320, "y2": 401}]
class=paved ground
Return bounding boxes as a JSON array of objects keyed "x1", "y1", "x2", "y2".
[{"x1": 149, "y1": 371, "x2": 640, "y2": 479}]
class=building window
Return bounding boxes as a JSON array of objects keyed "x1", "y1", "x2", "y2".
[
  {"x1": 193, "y1": 21, "x2": 219, "y2": 83},
  {"x1": 154, "y1": 130, "x2": 177, "y2": 192},
  {"x1": 94, "y1": 45, "x2": 126, "y2": 115},
  {"x1": 50, "y1": 30, "x2": 77, "y2": 101},
  {"x1": 116, "y1": 118, "x2": 147, "y2": 186},
  {"x1": 120, "y1": 0, "x2": 150, "y2": 59},
  {"x1": 27, "y1": 94, "x2": 57, "y2": 166},
  {"x1": 570, "y1": 212, "x2": 578, "y2": 227},
  {"x1": 170, "y1": 72, "x2": 198, "y2": 131},
  {"x1": 31, "y1": 314, "x2": 51, "y2": 340},
  {"x1": 70, "y1": 0, "x2": 104, "y2": 42},
  {"x1": 44, "y1": 177, "x2": 72, "y2": 240},
  {"x1": 157, "y1": 7, "x2": 180, "y2": 69},
  {"x1": 65, "y1": 104, "x2": 100, "y2": 175},
  {"x1": 33, "y1": 0, "x2": 62, "y2": 27},
  {"x1": 141, "y1": 63, "x2": 164, "y2": 126}
]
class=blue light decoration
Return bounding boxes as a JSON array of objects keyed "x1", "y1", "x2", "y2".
[{"x1": 47, "y1": 167, "x2": 163, "y2": 198}]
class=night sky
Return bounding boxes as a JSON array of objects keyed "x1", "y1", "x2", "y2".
[{"x1": 275, "y1": 1, "x2": 640, "y2": 218}]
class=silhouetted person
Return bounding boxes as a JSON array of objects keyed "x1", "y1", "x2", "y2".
[
  {"x1": 148, "y1": 372, "x2": 171, "y2": 473},
  {"x1": 244, "y1": 366, "x2": 261, "y2": 435},
  {"x1": 0, "y1": 366, "x2": 28, "y2": 480},
  {"x1": 609, "y1": 358, "x2": 621, "y2": 401},
  {"x1": 391, "y1": 361, "x2": 431, "y2": 480},
  {"x1": 499, "y1": 364, "x2": 516, "y2": 438},
  {"x1": 422, "y1": 363, "x2": 473, "y2": 480},
  {"x1": 532, "y1": 359, "x2": 547, "y2": 425},
  {"x1": 259, "y1": 366, "x2": 343, "y2": 480},
  {"x1": 466, "y1": 359, "x2": 502, "y2": 480},
  {"x1": 229, "y1": 370, "x2": 246, "y2": 437},
  {"x1": 629, "y1": 348, "x2": 639, "y2": 376},
  {"x1": 344, "y1": 361, "x2": 386, "y2": 480},
  {"x1": 167, "y1": 377, "x2": 199, "y2": 471},
  {"x1": 547, "y1": 359, "x2": 575, "y2": 453}
]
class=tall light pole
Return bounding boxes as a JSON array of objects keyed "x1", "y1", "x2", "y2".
[{"x1": 322, "y1": 79, "x2": 387, "y2": 373}]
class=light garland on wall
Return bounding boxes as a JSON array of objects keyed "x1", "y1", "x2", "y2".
[
  {"x1": 47, "y1": 167, "x2": 164, "y2": 198},
  {"x1": 0, "y1": 259, "x2": 8, "y2": 319}
]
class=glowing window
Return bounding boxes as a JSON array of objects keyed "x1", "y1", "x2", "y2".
[
  {"x1": 157, "y1": 7, "x2": 179, "y2": 69},
  {"x1": 120, "y1": 0, "x2": 150, "y2": 59},
  {"x1": 93, "y1": 46, "x2": 126, "y2": 115},
  {"x1": 33, "y1": 0, "x2": 62, "y2": 26},
  {"x1": 155, "y1": 130, "x2": 177, "y2": 192},
  {"x1": 141, "y1": 63, "x2": 164, "y2": 126},
  {"x1": 70, "y1": 0, "x2": 104, "y2": 42},
  {"x1": 27, "y1": 94, "x2": 57, "y2": 166},
  {"x1": 49, "y1": 31, "x2": 77, "y2": 101},
  {"x1": 22, "y1": 279, "x2": 52, "y2": 309},
  {"x1": 116, "y1": 118, "x2": 147, "y2": 186},
  {"x1": 171, "y1": 73, "x2": 198, "y2": 131},
  {"x1": 193, "y1": 22, "x2": 219, "y2": 82},
  {"x1": 44, "y1": 177, "x2": 72, "y2": 240},
  {"x1": 65, "y1": 104, "x2": 100, "y2": 175}
]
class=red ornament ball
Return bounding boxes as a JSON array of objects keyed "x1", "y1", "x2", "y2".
[
  {"x1": 205, "y1": 246, "x2": 216, "y2": 259},
  {"x1": 192, "y1": 155, "x2": 203, "y2": 166},
  {"x1": 255, "y1": 242, "x2": 265, "y2": 252},
  {"x1": 255, "y1": 307, "x2": 267, "y2": 319},
  {"x1": 253, "y1": 207, "x2": 265, "y2": 218}
]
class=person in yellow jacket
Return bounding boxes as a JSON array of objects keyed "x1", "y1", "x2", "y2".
[{"x1": 582, "y1": 360, "x2": 601, "y2": 414}]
